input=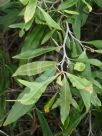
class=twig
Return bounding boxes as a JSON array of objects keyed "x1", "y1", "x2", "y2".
[
  {"x1": 58, "y1": 22, "x2": 70, "y2": 72},
  {"x1": 0, "y1": 130, "x2": 9, "y2": 136}
]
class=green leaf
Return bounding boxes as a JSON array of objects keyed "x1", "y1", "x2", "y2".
[
  {"x1": 16, "y1": 75, "x2": 57, "y2": 105},
  {"x1": 95, "y1": 50, "x2": 102, "y2": 54},
  {"x1": 78, "y1": 58, "x2": 102, "y2": 67},
  {"x1": 94, "y1": 0, "x2": 102, "y2": 8},
  {"x1": 44, "y1": 93, "x2": 57, "y2": 113},
  {"x1": 22, "y1": 25, "x2": 45, "y2": 51},
  {"x1": 72, "y1": 14, "x2": 81, "y2": 39},
  {"x1": 71, "y1": 99, "x2": 79, "y2": 110},
  {"x1": 24, "y1": 0, "x2": 37, "y2": 23},
  {"x1": 38, "y1": 7, "x2": 61, "y2": 30},
  {"x1": 80, "y1": 90, "x2": 91, "y2": 111},
  {"x1": 3, "y1": 87, "x2": 33, "y2": 126},
  {"x1": 36, "y1": 109, "x2": 53, "y2": 136},
  {"x1": 89, "y1": 59, "x2": 102, "y2": 67},
  {"x1": 64, "y1": 112, "x2": 86, "y2": 135},
  {"x1": 13, "y1": 61, "x2": 57, "y2": 76},
  {"x1": 67, "y1": 73, "x2": 93, "y2": 94},
  {"x1": 41, "y1": 30, "x2": 55, "y2": 45},
  {"x1": 87, "y1": 40, "x2": 102, "y2": 49},
  {"x1": 91, "y1": 91, "x2": 101, "y2": 107},
  {"x1": 82, "y1": 0, "x2": 92, "y2": 12},
  {"x1": 36, "y1": 69, "x2": 56, "y2": 82},
  {"x1": 58, "y1": 0, "x2": 78, "y2": 10},
  {"x1": 74, "y1": 62, "x2": 86, "y2": 71},
  {"x1": 20, "y1": 0, "x2": 29, "y2": 5},
  {"x1": 0, "y1": 0, "x2": 10, "y2": 7},
  {"x1": 60, "y1": 76, "x2": 72, "y2": 124},
  {"x1": 0, "y1": 9, "x2": 20, "y2": 29},
  {"x1": 64, "y1": 10, "x2": 79, "y2": 15},
  {"x1": 3, "y1": 69, "x2": 56, "y2": 126},
  {"x1": 13, "y1": 47, "x2": 60, "y2": 60}
]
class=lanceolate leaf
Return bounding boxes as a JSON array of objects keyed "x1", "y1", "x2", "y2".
[
  {"x1": 58, "y1": 0, "x2": 78, "y2": 10},
  {"x1": 94, "y1": 0, "x2": 102, "y2": 8},
  {"x1": 36, "y1": 109, "x2": 53, "y2": 136},
  {"x1": 3, "y1": 69, "x2": 56, "y2": 126},
  {"x1": 24, "y1": 0, "x2": 37, "y2": 23},
  {"x1": 67, "y1": 73, "x2": 93, "y2": 94},
  {"x1": 87, "y1": 40, "x2": 102, "y2": 49},
  {"x1": 60, "y1": 76, "x2": 72, "y2": 124},
  {"x1": 13, "y1": 47, "x2": 60, "y2": 60},
  {"x1": 38, "y1": 7, "x2": 61, "y2": 30},
  {"x1": 44, "y1": 93, "x2": 57, "y2": 113},
  {"x1": 3, "y1": 87, "x2": 33, "y2": 126},
  {"x1": 22, "y1": 25, "x2": 45, "y2": 51},
  {"x1": 13, "y1": 61, "x2": 57, "y2": 76},
  {"x1": 16, "y1": 75, "x2": 57, "y2": 105},
  {"x1": 20, "y1": 0, "x2": 29, "y2": 5},
  {"x1": 80, "y1": 90, "x2": 91, "y2": 111},
  {"x1": 0, "y1": 0, "x2": 10, "y2": 7},
  {"x1": 64, "y1": 112, "x2": 86, "y2": 135}
]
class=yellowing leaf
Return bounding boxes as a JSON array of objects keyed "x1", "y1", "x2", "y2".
[{"x1": 44, "y1": 94, "x2": 57, "y2": 113}]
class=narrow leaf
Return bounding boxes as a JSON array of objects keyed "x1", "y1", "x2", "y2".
[
  {"x1": 38, "y1": 7, "x2": 61, "y2": 30},
  {"x1": 13, "y1": 61, "x2": 57, "y2": 76},
  {"x1": 60, "y1": 76, "x2": 72, "y2": 124},
  {"x1": 13, "y1": 47, "x2": 60, "y2": 60},
  {"x1": 58, "y1": 0, "x2": 78, "y2": 10},
  {"x1": 36, "y1": 109, "x2": 53, "y2": 136},
  {"x1": 24, "y1": 0, "x2": 37, "y2": 23},
  {"x1": 17, "y1": 75, "x2": 57, "y2": 105},
  {"x1": 67, "y1": 73, "x2": 93, "y2": 94}
]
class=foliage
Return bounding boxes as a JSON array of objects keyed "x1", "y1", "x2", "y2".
[{"x1": 0, "y1": 0, "x2": 102, "y2": 135}]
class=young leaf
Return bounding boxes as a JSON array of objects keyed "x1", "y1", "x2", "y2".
[
  {"x1": 13, "y1": 47, "x2": 60, "y2": 60},
  {"x1": 38, "y1": 7, "x2": 61, "y2": 30},
  {"x1": 60, "y1": 76, "x2": 72, "y2": 124},
  {"x1": 24, "y1": 0, "x2": 37, "y2": 23},
  {"x1": 13, "y1": 61, "x2": 57, "y2": 76},
  {"x1": 67, "y1": 73, "x2": 93, "y2": 94},
  {"x1": 74, "y1": 62, "x2": 86, "y2": 72}
]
